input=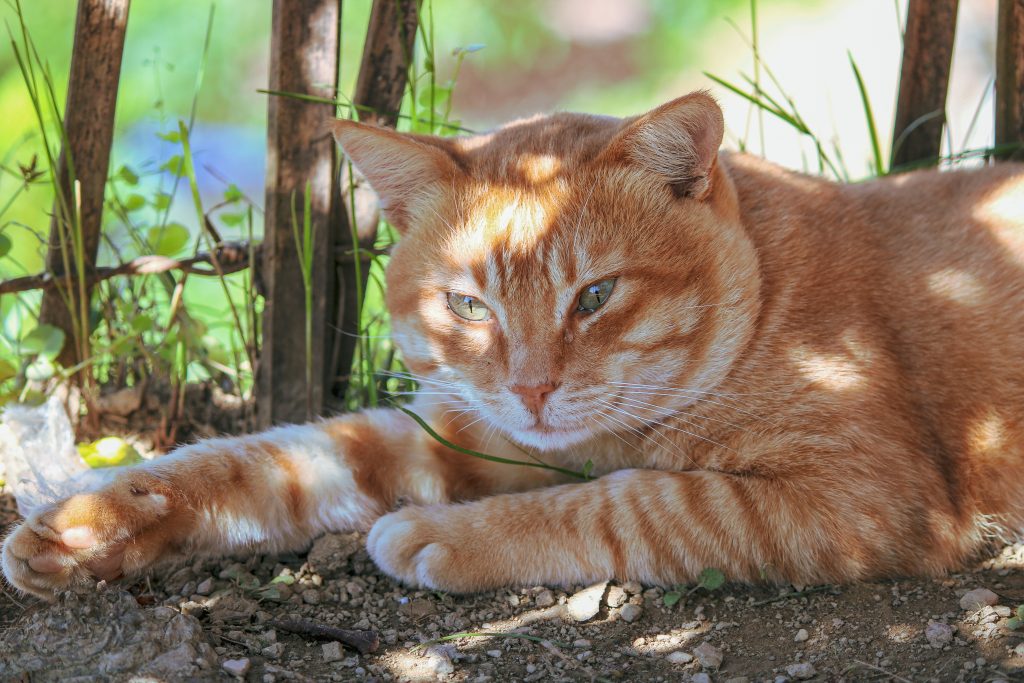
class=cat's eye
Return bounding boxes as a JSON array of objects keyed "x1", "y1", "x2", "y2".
[
  {"x1": 577, "y1": 278, "x2": 616, "y2": 312},
  {"x1": 447, "y1": 292, "x2": 491, "y2": 321}
]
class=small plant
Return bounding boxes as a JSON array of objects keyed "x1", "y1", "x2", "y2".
[
  {"x1": 663, "y1": 567, "x2": 726, "y2": 607},
  {"x1": 1007, "y1": 604, "x2": 1024, "y2": 631}
]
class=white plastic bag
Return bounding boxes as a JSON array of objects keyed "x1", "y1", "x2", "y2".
[{"x1": 0, "y1": 396, "x2": 116, "y2": 516}]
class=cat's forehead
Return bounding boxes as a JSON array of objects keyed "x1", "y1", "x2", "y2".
[{"x1": 446, "y1": 112, "x2": 625, "y2": 183}]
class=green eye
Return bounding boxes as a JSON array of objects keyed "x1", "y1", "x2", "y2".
[
  {"x1": 447, "y1": 292, "x2": 491, "y2": 321},
  {"x1": 577, "y1": 278, "x2": 616, "y2": 312}
]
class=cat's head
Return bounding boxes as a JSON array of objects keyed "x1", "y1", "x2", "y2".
[{"x1": 332, "y1": 92, "x2": 761, "y2": 451}]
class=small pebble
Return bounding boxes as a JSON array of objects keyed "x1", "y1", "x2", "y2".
[
  {"x1": 925, "y1": 622, "x2": 954, "y2": 648},
  {"x1": 786, "y1": 662, "x2": 816, "y2": 680},
  {"x1": 692, "y1": 674, "x2": 712, "y2": 683},
  {"x1": 301, "y1": 589, "x2": 320, "y2": 606},
  {"x1": 620, "y1": 604, "x2": 643, "y2": 623},
  {"x1": 665, "y1": 651, "x2": 693, "y2": 664},
  {"x1": 573, "y1": 639, "x2": 591, "y2": 649},
  {"x1": 222, "y1": 658, "x2": 251, "y2": 677},
  {"x1": 534, "y1": 589, "x2": 555, "y2": 607},
  {"x1": 621, "y1": 581, "x2": 643, "y2": 595},
  {"x1": 195, "y1": 577, "x2": 214, "y2": 596},
  {"x1": 994, "y1": 605, "x2": 1012, "y2": 617},
  {"x1": 693, "y1": 642, "x2": 723, "y2": 669},
  {"x1": 794, "y1": 628, "x2": 809, "y2": 642},
  {"x1": 960, "y1": 588, "x2": 999, "y2": 611},
  {"x1": 486, "y1": 649, "x2": 502, "y2": 658},
  {"x1": 606, "y1": 586, "x2": 628, "y2": 608},
  {"x1": 322, "y1": 641, "x2": 343, "y2": 663}
]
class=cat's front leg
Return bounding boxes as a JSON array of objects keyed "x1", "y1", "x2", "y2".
[
  {"x1": 368, "y1": 466, "x2": 934, "y2": 592},
  {"x1": 3, "y1": 406, "x2": 561, "y2": 600}
]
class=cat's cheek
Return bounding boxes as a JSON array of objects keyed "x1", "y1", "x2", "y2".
[{"x1": 367, "y1": 508, "x2": 475, "y2": 592}]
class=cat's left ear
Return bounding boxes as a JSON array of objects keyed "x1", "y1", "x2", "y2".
[{"x1": 600, "y1": 91, "x2": 724, "y2": 200}]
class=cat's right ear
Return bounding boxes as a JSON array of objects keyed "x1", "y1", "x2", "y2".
[
  {"x1": 599, "y1": 91, "x2": 724, "y2": 200},
  {"x1": 328, "y1": 119, "x2": 458, "y2": 233}
]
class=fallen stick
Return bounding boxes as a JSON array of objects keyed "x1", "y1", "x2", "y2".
[{"x1": 267, "y1": 619, "x2": 380, "y2": 655}]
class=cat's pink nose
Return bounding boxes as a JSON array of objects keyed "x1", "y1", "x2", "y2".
[{"x1": 509, "y1": 383, "x2": 558, "y2": 415}]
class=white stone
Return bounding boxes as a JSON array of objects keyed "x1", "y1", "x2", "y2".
[
  {"x1": 568, "y1": 582, "x2": 608, "y2": 622},
  {"x1": 665, "y1": 651, "x2": 693, "y2": 664},
  {"x1": 222, "y1": 658, "x2": 251, "y2": 677},
  {"x1": 794, "y1": 628, "x2": 809, "y2": 642}
]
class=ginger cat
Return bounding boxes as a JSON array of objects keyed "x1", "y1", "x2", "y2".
[{"x1": 5, "y1": 92, "x2": 1024, "y2": 601}]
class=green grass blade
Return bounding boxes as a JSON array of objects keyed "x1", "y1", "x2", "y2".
[
  {"x1": 848, "y1": 52, "x2": 884, "y2": 176},
  {"x1": 391, "y1": 403, "x2": 589, "y2": 480}
]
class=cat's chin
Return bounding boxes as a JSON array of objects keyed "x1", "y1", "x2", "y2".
[{"x1": 507, "y1": 426, "x2": 595, "y2": 452}]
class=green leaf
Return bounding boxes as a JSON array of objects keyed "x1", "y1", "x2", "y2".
[
  {"x1": 223, "y1": 183, "x2": 243, "y2": 202},
  {"x1": 148, "y1": 223, "x2": 190, "y2": 256},
  {"x1": 22, "y1": 324, "x2": 65, "y2": 360},
  {"x1": 0, "y1": 359, "x2": 16, "y2": 382},
  {"x1": 156, "y1": 130, "x2": 181, "y2": 143},
  {"x1": 129, "y1": 314, "x2": 155, "y2": 334},
  {"x1": 697, "y1": 567, "x2": 726, "y2": 592},
  {"x1": 160, "y1": 155, "x2": 185, "y2": 176},
  {"x1": 117, "y1": 165, "x2": 139, "y2": 185},
  {"x1": 662, "y1": 591, "x2": 682, "y2": 608},
  {"x1": 418, "y1": 86, "x2": 450, "y2": 108},
  {"x1": 269, "y1": 574, "x2": 295, "y2": 586},
  {"x1": 1007, "y1": 616, "x2": 1022, "y2": 631},
  {"x1": 0, "y1": 233, "x2": 11, "y2": 259},
  {"x1": 581, "y1": 460, "x2": 595, "y2": 480},
  {"x1": 153, "y1": 192, "x2": 173, "y2": 210},
  {"x1": 124, "y1": 194, "x2": 146, "y2": 212},
  {"x1": 25, "y1": 356, "x2": 55, "y2": 381},
  {"x1": 219, "y1": 211, "x2": 246, "y2": 226},
  {"x1": 1017, "y1": 604, "x2": 1024, "y2": 620}
]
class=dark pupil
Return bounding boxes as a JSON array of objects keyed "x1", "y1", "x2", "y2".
[
  {"x1": 463, "y1": 296, "x2": 475, "y2": 313},
  {"x1": 588, "y1": 285, "x2": 603, "y2": 304}
]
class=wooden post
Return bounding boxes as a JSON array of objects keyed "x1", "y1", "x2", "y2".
[
  {"x1": 259, "y1": 0, "x2": 340, "y2": 426},
  {"x1": 37, "y1": 0, "x2": 130, "y2": 372},
  {"x1": 996, "y1": 0, "x2": 1024, "y2": 160},
  {"x1": 327, "y1": 0, "x2": 419, "y2": 406},
  {"x1": 890, "y1": 0, "x2": 959, "y2": 170}
]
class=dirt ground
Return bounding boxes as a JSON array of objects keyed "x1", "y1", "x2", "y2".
[
  {"x1": 1, "y1": 393, "x2": 1023, "y2": 681},
  {"x1": 1, "y1": 487, "x2": 1023, "y2": 682}
]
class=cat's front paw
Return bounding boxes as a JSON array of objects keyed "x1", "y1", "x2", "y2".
[
  {"x1": 1, "y1": 471, "x2": 183, "y2": 600},
  {"x1": 367, "y1": 506, "x2": 487, "y2": 593}
]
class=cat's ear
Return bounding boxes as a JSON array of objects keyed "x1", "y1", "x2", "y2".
[
  {"x1": 600, "y1": 91, "x2": 724, "y2": 200},
  {"x1": 329, "y1": 119, "x2": 458, "y2": 233}
]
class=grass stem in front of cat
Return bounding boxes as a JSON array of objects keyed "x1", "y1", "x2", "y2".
[
  {"x1": 411, "y1": 631, "x2": 571, "y2": 652},
  {"x1": 391, "y1": 403, "x2": 592, "y2": 481}
]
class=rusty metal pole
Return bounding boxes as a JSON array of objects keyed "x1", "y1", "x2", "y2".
[
  {"x1": 327, "y1": 0, "x2": 419, "y2": 407},
  {"x1": 996, "y1": 0, "x2": 1024, "y2": 160},
  {"x1": 890, "y1": 0, "x2": 959, "y2": 170},
  {"x1": 37, "y1": 0, "x2": 130, "y2": 372},
  {"x1": 259, "y1": 0, "x2": 340, "y2": 426}
]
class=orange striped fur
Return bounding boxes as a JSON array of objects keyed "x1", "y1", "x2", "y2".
[{"x1": 5, "y1": 92, "x2": 1024, "y2": 599}]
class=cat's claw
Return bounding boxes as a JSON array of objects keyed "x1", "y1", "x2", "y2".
[{"x1": 1, "y1": 473, "x2": 175, "y2": 601}]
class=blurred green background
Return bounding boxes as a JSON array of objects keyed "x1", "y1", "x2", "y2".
[{"x1": 0, "y1": 0, "x2": 1000, "y2": 402}]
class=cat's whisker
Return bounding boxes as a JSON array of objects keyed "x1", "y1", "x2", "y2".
[
  {"x1": 595, "y1": 398, "x2": 700, "y2": 468},
  {"x1": 601, "y1": 397, "x2": 736, "y2": 455},
  {"x1": 615, "y1": 394, "x2": 751, "y2": 433}
]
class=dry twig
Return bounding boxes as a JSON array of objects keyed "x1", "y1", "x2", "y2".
[
  {"x1": 267, "y1": 619, "x2": 379, "y2": 655},
  {"x1": 0, "y1": 241, "x2": 258, "y2": 295}
]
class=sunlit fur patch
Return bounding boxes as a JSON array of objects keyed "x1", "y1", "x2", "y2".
[{"x1": 927, "y1": 268, "x2": 985, "y2": 306}]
